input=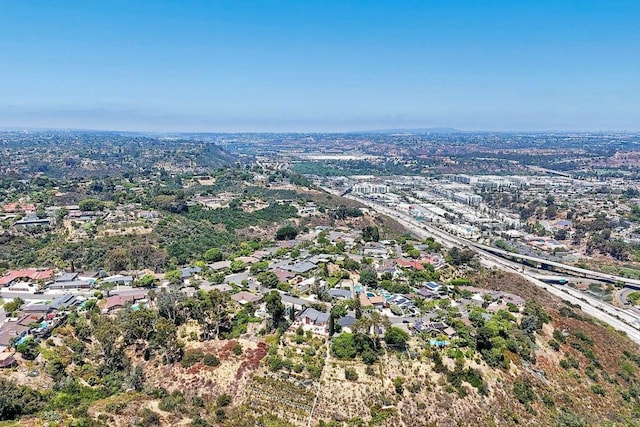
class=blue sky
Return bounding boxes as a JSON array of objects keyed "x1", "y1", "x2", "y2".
[{"x1": 0, "y1": 0, "x2": 639, "y2": 132}]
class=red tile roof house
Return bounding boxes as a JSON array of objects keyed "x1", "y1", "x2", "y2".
[
  {"x1": 1, "y1": 202, "x2": 36, "y2": 213},
  {"x1": 0, "y1": 269, "x2": 55, "y2": 287},
  {"x1": 396, "y1": 258, "x2": 425, "y2": 271}
]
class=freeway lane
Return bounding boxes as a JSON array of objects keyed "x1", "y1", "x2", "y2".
[{"x1": 345, "y1": 194, "x2": 640, "y2": 346}]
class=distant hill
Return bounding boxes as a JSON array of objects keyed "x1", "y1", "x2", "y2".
[{"x1": 0, "y1": 130, "x2": 236, "y2": 178}]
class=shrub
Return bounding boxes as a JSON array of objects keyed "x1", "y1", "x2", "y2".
[
  {"x1": 181, "y1": 350, "x2": 205, "y2": 368},
  {"x1": 573, "y1": 330, "x2": 593, "y2": 346},
  {"x1": 215, "y1": 408, "x2": 226, "y2": 422},
  {"x1": 553, "y1": 329, "x2": 566, "y2": 343},
  {"x1": 216, "y1": 393, "x2": 232, "y2": 407},
  {"x1": 560, "y1": 356, "x2": 579, "y2": 370},
  {"x1": 393, "y1": 377, "x2": 405, "y2": 395},
  {"x1": 591, "y1": 384, "x2": 605, "y2": 396},
  {"x1": 541, "y1": 393, "x2": 555, "y2": 408},
  {"x1": 232, "y1": 343, "x2": 243, "y2": 356},
  {"x1": 344, "y1": 367, "x2": 358, "y2": 381},
  {"x1": 158, "y1": 392, "x2": 185, "y2": 412},
  {"x1": 203, "y1": 354, "x2": 220, "y2": 367},
  {"x1": 137, "y1": 408, "x2": 160, "y2": 427},
  {"x1": 512, "y1": 379, "x2": 536, "y2": 405}
]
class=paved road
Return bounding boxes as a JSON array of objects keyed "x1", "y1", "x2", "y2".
[{"x1": 0, "y1": 291, "x2": 68, "y2": 301}]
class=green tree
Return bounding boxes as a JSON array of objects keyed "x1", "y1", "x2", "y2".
[
  {"x1": 152, "y1": 317, "x2": 182, "y2": 363},
  {"x1": 185, "y1": 290, "x2": 232, "y2": 340},
  {"x1": 156, "y1": 288, "x2": 187, "y2": 325},
  {"x1": 362, "y1": 226, "x2": 380, "y2": 242},
  {"x1": 15, "y1": 337, "x2": 39, "y2": 360},
  {"x1": 384, "y1": 327, "x2": 409, "y2": 348},
  {"x1": 78, "y1": 198, "x2": 104, "y2": 211},
  {"x1": 332, "y1": 333, "x2": 357, "y2": 359},
  {"x1": 330, "y1": 302, "x2": 348, "y2": 319},
  {"x1": 275, "y1": 225, "x2": 298, "y2": 241},
  {"x1": 257, "y1": 271, "x2": 279, "y2": 288},
  {"x1": 250, "y1": 261, "x2": 269, "y2": 274},
  {"x1": 265, "y1": 291, "x2": 287, "y2": 331},
  {"x1": 105, "y1": 248, "x2": 129, "y2": 272},
  {"x1": 328, "y1": 314, "x2": 335, "y2": 337},
  {"x1": 354, "y1": 310, "x2": 389, "y2": 351},
  {"x1": 3, "y1": 297, "x2": 24, "y2": 314},
  {"x1": 359, "y1": 268, "x2": 378, "y2": 287},
  {"x1": 99, "y1": 282, "x2": 115, "y2": 297},
  {"x1": 229, "y1": 260, "x2": 245, "y2": 273},
  {"x1": 94, "y1": 316, "x2": 127, "y2": 372},
  {"x1": 120, "y1": 308, "x2": 157, "y2": 345},
  {"x1": 354, "y1": 296, "x2": 362, "y2": 319},
  {"x1": 446, "y1": 247, "x2": 477, "y2": 266},
  {"x1": 342, "y1": 257, "x2": 360, "y2": 271},
  {"x1": 0, "y1": 379, "x2": 46, "y2": 421},
  {"x1": 165, "y1": 269, "x2": 182, "y2": 285},
  {"x1": 204, "y1": 248, "x2": 224, "y2": 262},
  {"x1": 137, "y1": 274, "x2": 156, "y2": 288}
]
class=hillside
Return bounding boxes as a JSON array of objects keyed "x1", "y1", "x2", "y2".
[{"x1": 3, "y1": 269, "x2": 639, "y2": 426}]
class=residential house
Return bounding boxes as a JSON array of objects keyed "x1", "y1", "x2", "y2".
[
  {"x1": 413, "y1": 320, "x2": 456, "y2": 337},
  {"x1": 0, "y1": 269, "x2": 55, "y2": 287},
  {"x1": 49, "y1": 279, "x2": 93, "y2": 290},
  {"x1": 0, "y1": 320, "x2": 31, "y2": 352},
  {"x1": 337, "y1": 315, "x2": 357, "y2": 333},
  {"x1": 181, "y1": 266, "x2": 202, "y2": 279},
  {"x1": 295, "y1": 277, "x2": 316, "y2": 293},
  {"x1": 417, "y1": 287, "x2": 439, "y2": 300},
  {"x1": 284, "y1": 261, "x2": 316, "y2": 274},
  {"x1": 363, "y1": 243, "x2": 389, "y2": 258},
  {"x1": 396, "y1": 258, "x2": 426, "y2": 271},
  {"x1": 14, "y1": 213, "x2": 51, "y2": 227},
  {"x1": 297, "y1": 308, "x2": 330, "y2": 334},
  {"x1": 231, "y1": 291, "x2": 262, "y2": 305},
  {"x1": 103, "y1": 293, "x2": 147, "y2": 313},
  {"x1": 209, "y1": 260, "x2": 232, "y2": 271},
  {"x1": 329, "y1": 288, "x2": 352, "y2": 300},
  {"x1": 0, "y1": 352, "x2": 17, "y2": 368},
  {"x1": 210, "y1": 283, "x2": 234, "y2": 293},
  {"x1": 101, "y1": 275, "x2": 134, "y2": 286},
  {"x1": 359, "y1": 293, "x2": 386, "y2": 309},
  {"x1": 273, "y1": 268, "x2": 295, "y2": 283}
]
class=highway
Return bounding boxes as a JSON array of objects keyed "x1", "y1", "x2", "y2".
[
  {"x1": 343, "y1": 193, "x2": 640, "y2": 345},
  {"x1": 619, "y1": 288, "x2": 640, "y2": 317}
]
